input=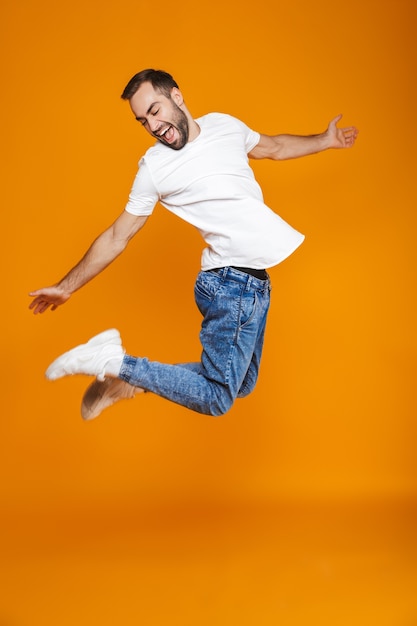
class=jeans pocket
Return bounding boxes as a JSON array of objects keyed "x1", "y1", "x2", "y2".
[
  {"x1": 239, "y1": 290, "x2": 258, "y2": 329},
  {"x1": 194, "y1": 272, "x2": 222, "y2": 315}
]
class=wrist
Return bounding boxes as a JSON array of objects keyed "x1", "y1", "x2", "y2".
[
  {"x1": 56, "y1": 280, "x2": 73, "y2": 296},
  {"x1": 319, "y1": 130, "x2": 332, "y2": 151}
]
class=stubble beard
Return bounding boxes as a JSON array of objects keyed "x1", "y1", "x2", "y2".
[{"x1": 157, "y1": 102, "x2": 189, "y2": 150}]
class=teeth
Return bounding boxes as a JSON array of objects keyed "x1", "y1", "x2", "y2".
[{"x1": 159, "y1": 126, "x2": 170, "y2": 137}]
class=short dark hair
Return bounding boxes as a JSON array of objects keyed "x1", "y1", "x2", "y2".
[{"x1": 121, "y1": 69, "x2": 179, "y2": 100}]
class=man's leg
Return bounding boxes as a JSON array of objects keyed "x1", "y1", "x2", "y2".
[
  {"x1": 119, "y1": 269, "x2": 271, "y2": 415},
  {"x1": 80, "y1": 362, "x2": 200, "y2": 421},
  {"x1": 47, "y1": 269, "x2": 271, "y2": 417}
]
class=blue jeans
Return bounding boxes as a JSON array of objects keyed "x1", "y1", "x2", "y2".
[{"x1": 119, "y1": 267, "x2": 271, "y2": 416}]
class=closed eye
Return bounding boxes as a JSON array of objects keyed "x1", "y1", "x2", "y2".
[{"x1": 135, "y1": 108, "x2": 159, "y2": 125}]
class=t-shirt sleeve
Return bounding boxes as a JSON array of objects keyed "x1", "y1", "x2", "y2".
[
  {"x1": 124, "y1": 158, "x2": 159, "y2": 216},
  {"x1": 230, "y1": 116, "x2": 260, "y2": 153}
]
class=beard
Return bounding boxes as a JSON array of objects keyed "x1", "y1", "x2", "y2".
[{"x1": 155, "y1": 102, "x2": 189, "y2": 150}]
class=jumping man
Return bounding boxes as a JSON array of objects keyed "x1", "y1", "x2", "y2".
[{"x1": 29, "y1": 69, "x2": 358, "y2": 420}]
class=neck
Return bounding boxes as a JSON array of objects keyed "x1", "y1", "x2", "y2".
[
  {"x1": 182, "y1": 104, "x2": 200, "y2": 142},
  {"x1": 188, "y1": 118, "x2": 201, "y2": 142}
]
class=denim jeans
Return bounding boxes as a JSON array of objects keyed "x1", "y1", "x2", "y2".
[{"x1": 119, "y1": 267, "x2": 271, "y2": 416}]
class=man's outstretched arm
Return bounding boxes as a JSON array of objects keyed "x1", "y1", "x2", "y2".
[
  {"x1": 29, "y1": 212, "x2": 148, "y2": 314},
  {"x1": 248, "y1": 114, "x2": 358, "y2": 160}
]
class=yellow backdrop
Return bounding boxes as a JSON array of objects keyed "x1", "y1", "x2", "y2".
[{"x1": 2, "y1": 0, "x2": 416, "y2": 624}]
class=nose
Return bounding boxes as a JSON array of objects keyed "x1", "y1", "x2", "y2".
[{"x1": 148, "y1": 117, "x2": 160, "y2": 133}]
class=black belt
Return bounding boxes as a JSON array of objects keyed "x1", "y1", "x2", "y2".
[{"x1": 211, "y1": 266, "x2": 268, "y2": 281}]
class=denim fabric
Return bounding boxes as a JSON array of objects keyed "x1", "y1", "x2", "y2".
[{"x1": 119, "y1": 267, "x2": 271, "y2": 416}]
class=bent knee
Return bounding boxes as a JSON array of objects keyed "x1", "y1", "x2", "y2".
[
  {"x1": 207, "y1": 382, "x2": 257, "y2": 415},
  {"x1": 237, "y1": 382, "x2": 257, "y2": 399},
  {"x1": 237, "y1": 387, "x2": 254, "y2": 399},
  {"x1": 207, "y1": 392, "x2": 234, "y2": 417}
]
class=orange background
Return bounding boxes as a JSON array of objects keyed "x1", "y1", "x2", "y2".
[{"x1": 2, "y1": 0, "x2": 417, "y2": 624}]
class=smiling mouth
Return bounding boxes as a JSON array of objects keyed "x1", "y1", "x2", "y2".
[{"x1": 156, "y1": 125, "x2": 175, "y2": 143}]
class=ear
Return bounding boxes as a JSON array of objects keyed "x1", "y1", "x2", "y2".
[{"x1": 171, "y1": 87, "x2": 184, "y2": 106}]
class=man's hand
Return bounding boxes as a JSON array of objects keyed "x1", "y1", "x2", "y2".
[
  {"x1": 28, "y1": 213, "x2": 149, "y2": 316},
  {"x1": 325, "y1": 114, "x2": 359, "y2": 149},
  {"x1": 28, "y1": 286, "x2": 71, "y2": 314}
]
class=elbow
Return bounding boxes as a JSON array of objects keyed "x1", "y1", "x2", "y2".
[{"x1": 268, "y1": 140, "x2": 286, "y2": 161}]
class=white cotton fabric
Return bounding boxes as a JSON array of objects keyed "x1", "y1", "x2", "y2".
[{"x1": 125, "y1": 112, "x2": 305, "y2": 270}]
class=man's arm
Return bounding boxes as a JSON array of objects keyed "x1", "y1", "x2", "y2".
[
  {"x1": 248, "y1": 114, "x2": 358, "y2": 160},
  {"x1": 29, "y1": 211, "x2": 148, "y2": 314}
]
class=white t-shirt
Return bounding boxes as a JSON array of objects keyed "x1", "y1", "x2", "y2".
[{"x1": 125, "y1": 112, "x2": 305, "y2": 270}]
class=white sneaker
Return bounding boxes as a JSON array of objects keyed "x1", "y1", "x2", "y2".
[
  {"x1": 81, "y1": 377, "x2": 144, "y2": 421},
  {"x1": 45, "y1": 329, "x2": 124, "y2": 382}
]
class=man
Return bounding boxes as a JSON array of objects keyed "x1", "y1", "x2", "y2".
[{"x1": 29, "y1": 69, "x2": 358, "y2": 420}]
